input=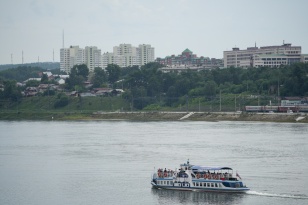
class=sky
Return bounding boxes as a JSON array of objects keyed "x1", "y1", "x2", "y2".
[{"x1": 0, "y1": 0, "x2": 308, "y2": 64}]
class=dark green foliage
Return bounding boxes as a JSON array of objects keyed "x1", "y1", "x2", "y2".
[
  {"x1": 1, "y1": 80, "x2": 22, "y2": 102},
  {"x1": 41, "y1": 74, "x2": 49, "y2": 83},
  {"x1": 43, "y1": 90, "x2": 55, "y2": 96},
  {"x1": 106, "y1": 64, "x2": 121, "y2": 84},
  {"x1": 54, "y1": 93, "x2": 69, "y2": 108},
  {"x1": 92, "y1": 67, "x2": 107, "y2": 88},
  {"x1": 65, "y1": 64, "x2": 89, "y2": 90},
  {"x1": 0, "y1": 66, "x2": 43, "y2": 81},
  {"x1": 26, "y1": 80, "x2": 40, "y2": 87}
]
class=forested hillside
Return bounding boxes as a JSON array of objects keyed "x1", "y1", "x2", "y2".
[{"x1": 1, "y1": 62, "x2": 307, "y2": 111}]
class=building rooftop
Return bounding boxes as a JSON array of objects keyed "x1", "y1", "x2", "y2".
[{"x1": 182, "y1": 48, "x2": 193, "y2": 53}]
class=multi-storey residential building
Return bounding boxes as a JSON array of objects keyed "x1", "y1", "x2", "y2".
[
  {"x1": 60, "y1": 48, "x2": 70, "y2": 73},
  {"x1": 69, "y1": 46, "x2": 85, "y2": 69},
  {"x1": 102, "y1": 44, "x2": 154, "y2": 68},
  {"x1": 60, "y1": 46, "x2": 102, "y2": 73},
  {"x1": 139, "y1": 44, "x2": 155, "y2": 66},
  {"x1": 85, "y1": 46, "x2": 102, "y2": 72},
  {"x1": 223, "y1": 43, "x2": 305, "y2": 68},
  {"x1": 156, "y1": 49, "x2": 223, "y2": 69}
]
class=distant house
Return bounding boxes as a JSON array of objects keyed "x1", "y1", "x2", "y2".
[
  {"x1": 59, "y1": 75, "x2": 69, "y2": 79},
  {"x1": 42, "y1": 71, "x2": 53, "y2": 77},
  {"x1": 24, "y1": 87, "x2": 38, "y2": 97},
  {"x1": 93, "y1": 88, "x2": 113, "y2": 96},
  {"x1": 24, "y1": 78, "x2": 41, "y2": 83},
  {"x1": 55, "y1": 78, "x2": 65, "y2": 85},
  {"x1": 38, "y1": 84, "x2": 56, "y2": 93}
]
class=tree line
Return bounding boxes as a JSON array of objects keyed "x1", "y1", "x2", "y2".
[{"x1": 1, "y1": 62, "x2": 308, "y2": 110}]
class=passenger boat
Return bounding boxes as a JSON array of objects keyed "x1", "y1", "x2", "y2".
[{"x1": 151, "y1": 160, "x2": 249, "y2": 193}]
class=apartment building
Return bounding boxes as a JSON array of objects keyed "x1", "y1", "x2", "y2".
[
  {"x1": 60, "y1": 46, "x2": 101, "y2": 73},
  {"x1": 139, "y1": 44, "x2": 155, "y2": 66},
  {"x1": 223, "y1": 43, "x2": 303, "y2": 68},
  {"x1": 102, "y1": 44, "x2": 154, "y2": 68},
  {"x1": 85, "y1": 46, "x2": 102, "y2": 72}
]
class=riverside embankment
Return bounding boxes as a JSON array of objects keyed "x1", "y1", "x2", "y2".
[
  {"x1": 91, "y1": 111, "x2": 308, "y2": 123},
  {"x1": 1, "y1": 111, "x2": 307, "y2": 123}
]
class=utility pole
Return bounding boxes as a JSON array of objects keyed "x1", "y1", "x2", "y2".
[
  {"x1": 219, "y1": 90, "x2": 221, "y2": 112},
  {"x1": 186, "y1": 95, "x2": 188, "y2": 112},
  {"x1": 235, "y1": 95, "x2": 237, "y2": 112},
  {"x1": 277, "y1": 76, "x2": 280, "y2": 106}
]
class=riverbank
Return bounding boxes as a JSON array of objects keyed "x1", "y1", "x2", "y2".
[
  {"x1": 92, "y1": 112, "x2": 308, "y2": 123},
  {"x1": 0, "y1": 111, "x2": 307, "y2": 123}
]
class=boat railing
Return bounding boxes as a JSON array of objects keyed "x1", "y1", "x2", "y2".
[
  {"x1": 157, "y1": 169, "x2": 175, "y2": 178},
  {"x1": 193, "y1": 172, "x2": 233, "y2": 180}
]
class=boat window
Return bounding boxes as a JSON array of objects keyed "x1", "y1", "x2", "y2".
[
  {"x1": 215, "y1": 183, "x2": 218, "y2": 187},
  {"x1": 193, "y1": 182, "x2": 195, "y2": 186},
  {"x1": 207, "y1": 183, "x2": 210, "y2": 187},
  {"x1": 211, "y1": 183, "x2": 214, "y2": 187},
  {"x1": 203, "y1": 183, "x2": 206, "y2": 187},
  {"x1": 222, "y1": 182, "x2": 230, "y2": 187},
  {"x1": 196, "y1": 183, "x2": 199, "y2": 187},
  {"x1": 170, "y1": 182, "x2": 173, "y2": 185},
  {"x1": 167, "y1": 181, "x2": 169, "y2": 185}
]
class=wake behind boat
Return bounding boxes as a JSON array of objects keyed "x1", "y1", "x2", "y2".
[{"x1": 151, "y1": 160, "x2": 249, "y2": 193}]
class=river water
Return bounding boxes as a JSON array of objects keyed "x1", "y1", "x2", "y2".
[{"x1": 0, "y1": 120, "x2": 307, "y2": 205}]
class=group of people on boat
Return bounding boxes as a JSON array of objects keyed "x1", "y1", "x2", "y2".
[
  {"x1": 157, "y1": 168, "x2": 175, "y2": 178},
  {"x1": 193, "y1": 171, "x2": 232, "y2": 180}
]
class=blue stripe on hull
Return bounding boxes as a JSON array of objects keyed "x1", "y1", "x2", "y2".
[{"x1": 151, "y1": 185, "x2": 249, "y2": 193}]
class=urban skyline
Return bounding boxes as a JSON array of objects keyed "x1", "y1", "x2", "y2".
[{"x1": 1, "y1": 0, "x2": 308, "y2": 65}]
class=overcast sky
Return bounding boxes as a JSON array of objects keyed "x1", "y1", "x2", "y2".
[{"x1": 1, "y1": 0, "x2": 308, "y2": 64}]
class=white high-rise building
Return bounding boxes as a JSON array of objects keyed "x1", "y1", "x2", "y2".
[
  {"x1": 223, "y1": 43, "x2": 303, "y2": 68},
  {"x1": 60, "y1": 46, "x2": 102, "y2": 73},
  {"x1": 85, "y1": 46, "x2": 102, "y2": 72},
  {"x1": 60, "y1": 46, "x2": 85, "y2": 73},
  {"x1": 69, "y1": 46, "x2": 85, "y2": 69},
  {"x1": 139, "y1": 44, "x2": 155, "y2": 66},
  {"x1": 102, "y1": 43, "x2": 155, "y2": 69},
  {"x1": 60, "y1": 48, "x2": 70, "y2": 73}
]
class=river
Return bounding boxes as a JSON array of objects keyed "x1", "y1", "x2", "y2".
[{"x1": 0, "y1": 121, "x2": 307, "y2": 205}]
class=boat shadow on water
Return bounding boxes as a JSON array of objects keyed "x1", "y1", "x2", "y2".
[{"x1": 151, "y1": 188, "x2": 245, "y2": 204}]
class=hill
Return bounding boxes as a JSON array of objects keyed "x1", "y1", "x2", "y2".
[{"x1": 0, "y1": 62, "x2": 60, "y2": 71}]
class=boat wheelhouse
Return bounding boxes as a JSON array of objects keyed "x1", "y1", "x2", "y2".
[{"x1": 151, "y1": 160, "x2": 249, "y2": 193}]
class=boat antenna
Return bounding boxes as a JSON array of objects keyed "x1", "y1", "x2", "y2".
[{"x1": 187, "y1": 159, "x2": 189, "y2": 165}]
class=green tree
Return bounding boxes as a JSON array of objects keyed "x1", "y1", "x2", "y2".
[
  {"x1": 26, "y1": 80, "x2": 40, "y2": 87},
  {"x1": 41, "y1": 74, "x2": 49, "y2": 83},
  {"x1": 3, "y1": 80, "x2": 22, "y2": 101},
  {"x1": 92, "y1": 67, "x2": 107, "y2": 88},
  {"x1": 71, "y1": 64, "x2": 89, "y2": 79},
  {"x1": 106, "y1": 64, "x2": 121, "y2": 85},
  {"x1": 65, "y1": 65, "x2": 89, "y2": 90}
]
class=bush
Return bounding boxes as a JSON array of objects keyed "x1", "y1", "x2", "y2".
[{"x1": 54, "y1": 96, "x2": 69, "y2": 108}]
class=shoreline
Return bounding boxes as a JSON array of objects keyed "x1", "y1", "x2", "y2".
[{"x1": 0, "y1": 111, "x2": 307, "y2": 123}]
